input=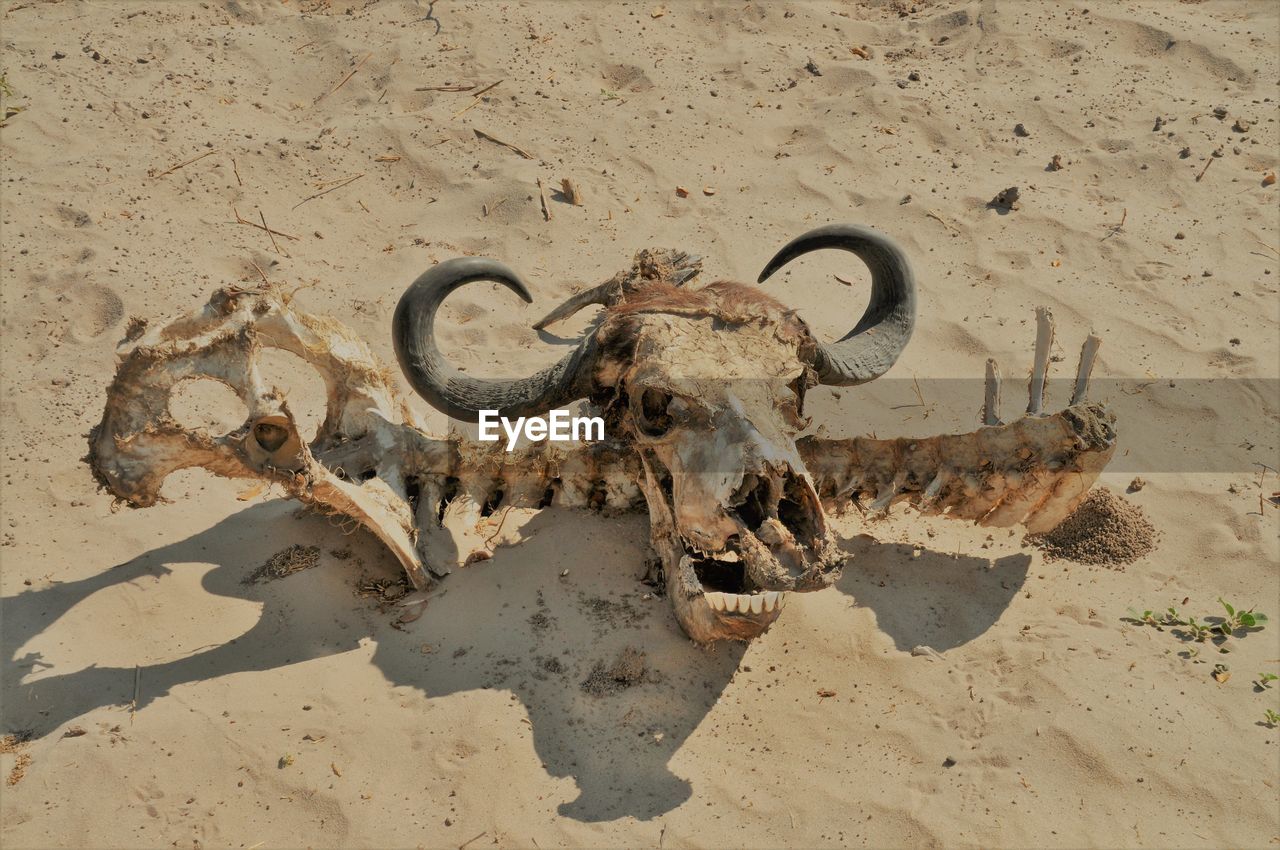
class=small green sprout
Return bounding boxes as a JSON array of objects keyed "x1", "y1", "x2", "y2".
[
  {"x1": 1262, "y1": 709, "x2": 1280, "y2": 728},
  {"x1": 1255, "y1": 673, "x2": 1278, "y2": 690}
]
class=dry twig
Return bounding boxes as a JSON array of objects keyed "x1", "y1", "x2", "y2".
[
  {"x1": 233, "y1": 206, "x2": 300, "y2": 241},
  {"x1": 473, "y1": 129, "x2": 533, "y2": 159},
  {"x1": 292, "y1": 173, "x2": 365, "y2": 210},
  {"x1": 149, "y1": 148, "x2": 220, "y2": 179},
  {"x1": 317, "y1": 53, "x2": 372, "y2": 103},
  {"x1": 537, "y1": 178, "x2": 552, "y2": 221}
]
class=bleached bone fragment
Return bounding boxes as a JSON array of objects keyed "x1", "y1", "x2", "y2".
[
  {"x1": 1027, "y1": 307, "x2": 1055, "y2": 416},
  {"x1": 983, "y1": 358, "x2": 1003, "y2": 426},
  {"x1": 1071, "y1": 334, "x2": 1102, "y2": 405}
]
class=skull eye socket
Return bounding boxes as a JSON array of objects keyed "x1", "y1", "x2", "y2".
[{"x1": 636, "y1": 387, "x2": 674, "y2": 437}]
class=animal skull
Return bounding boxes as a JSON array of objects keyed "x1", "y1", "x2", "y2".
[{"x1": 90, "y1": 225, "x2": 1117, "y2": 644}]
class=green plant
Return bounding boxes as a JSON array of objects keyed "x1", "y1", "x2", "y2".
[
  {"x1": 1262, "y1": 709, "x2": 1280, "y2": 728},
  {"x1": 1215, "y1": 598, "x2": 1268, "y2": 635},
  {"x1": 1255, "y1": 673, "x2": 1278, "y2": 690}
]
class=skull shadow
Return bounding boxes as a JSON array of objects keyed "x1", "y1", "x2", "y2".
[
  {"x1": 0, "y1": 502, "x2": 742, "y2": 822},
  {"x1": 2, "y1": 504, "x2": 1023, "y2": 821}
]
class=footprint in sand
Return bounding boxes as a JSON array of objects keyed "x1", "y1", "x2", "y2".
[{"x1": 62, "y1": 282, "x2": 124, "y2": 343}]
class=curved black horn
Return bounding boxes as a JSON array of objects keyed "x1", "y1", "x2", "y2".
[
  {"x1": 393, "y1": 257, "x2": 596, "y2": 422},
  {"x1": 757, "y1": 223, "x2": 916, "y2": 386}
]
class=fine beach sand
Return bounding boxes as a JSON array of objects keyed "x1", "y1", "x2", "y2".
[{"x1": 2, "y1": 1, "x2": 1278, "y2": 847}]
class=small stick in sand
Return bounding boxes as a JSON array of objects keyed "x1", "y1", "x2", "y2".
[
  {"x1": 249, "y1": 261, "x2": 270, "y2": 285},
  {"x1": 453, "y1": 80, "x2": 503, "y2": 118},
  {"x1": 473, "y1": 129, "x2": 533, "y2": 159},
  {"x1": 292, "y1": 173, "x2": 365, "y2": 210},
  {"x1": 149, "y1": 148, "x2": 220, "y2": 179},
  {"x1": 925, "y1": 210, "x2": 959, "y2": 234},
  {"x1": 1195, "y1": 157, "x2": 1214, "y2": 182},
  {"x1": 231, "y1": 156, "x2": 242, "y2": 186},
  {"x1": 130, "y1": 664, "x2": 140, "y2": 720},
  {"x1": 233, "y1": 206, "x2": 300, "y2": 241},
  {"x1": 259, "y1": 209, "x2": 285, "y2": 256},
  {"x1": 458, "y1": 831, "x2": 487, "y2": 850},
  {"x1": 317, "y1": 53, "x2": 371, "y2": 104},
  {"x1": 537, "y1": 178, "x2": 552, "y2": 221},
  {"x1": 416, "y1": 83, "x2": 476, "y2": 92}
]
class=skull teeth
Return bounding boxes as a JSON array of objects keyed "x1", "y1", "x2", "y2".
[{"x1": 703, "y1": 590, "x2": 788, "y2": 614}]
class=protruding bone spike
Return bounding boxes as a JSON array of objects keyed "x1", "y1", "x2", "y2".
[
  {"x1": 1026, "y1": 307, "x2": 1055, "y2": 416},
  {"x1": 1070, "y1": 334, "x2": 1102, "y2": 405},
  {"x1": 983, "y1": 358, "x2": 1003, "y2": 426},
  {"x1": 531, "y1": 281, "x2": 616, "y2": 330}
]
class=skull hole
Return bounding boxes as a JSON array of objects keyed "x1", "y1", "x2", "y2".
[
  {"x1": 778, "y1": 476, "x2": 818, "y2": 545},
  {"x1": 436, "y1": 476, "x2": 460, "y2": 524},
  {"x1": 637, "y1": 388, "x2": 673, "y2": 437},
  {"x1": 169, "y1": 378, "x2": 247, "y2": 434},
  {"x1": 480, "y1": 487, "x2": 504, "y2": 517},
  {"x1": 730, "y1": 474, "x2": 771, "y2": 532},
  {"x1": 252, "y1": 421, "x2": 291, "y2": 453},
  {"x1": 538, "y1": 484, "x2": 556, "y2": 509},
  {"x1": 405, "y1": 475, "x2": 422, "y2": 514}
]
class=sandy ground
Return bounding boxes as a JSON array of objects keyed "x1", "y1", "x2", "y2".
[{"x1": 2, "y1": 1, "x2": 1278, "y2": 847}]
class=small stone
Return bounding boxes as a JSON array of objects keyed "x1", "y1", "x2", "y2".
[
  {"x1": 1014, "y1": 123, "x2": 1030, "y2": 137},
  {"x1": 1212, "y1": 105, "x2": 1228, "y2": 119},
  {"x1": 896, "y1": 79, "x2": 908, "y2": 89},
  {"x1": 52, "y1": 51, "x2": 66, "y2": 59},
  {"x1": 1152, "y1": 116, "x2": 1165, "y2": 131},
  {"x1": 908, "y1": 70, "x2": 921, "y2": 81},
  {"x1": 1232, "y1": 118, "x2": 1250, "y2": 133},
  {"x1": 899, "y1": 194, "x2": 912, "y2": 205},
  {"x1": 1127, "y1": 477, "x2": 1146, "y2": 493},
  {"x1": 1048, "y1": 154, "x2": 1064, "y2": 171},
  {"x1": 1174, "y1": 232, "x2": 1185, "y2": 239},
  {"x1": 804, "y1": 58, "x2": 822, "y2": 76},
  {"x1": 943, "y1": 756, "x2": 957, "y2": 768},
  {"x1": 1229, "y1": 337, "x2": 1240, "y2": 346},
  {"x1": 989, "y1": 186, "x2": 1021, "y2": 210},
  {"x1": 1179, "y1": 146, "x2": 1191, "y2": 159}
]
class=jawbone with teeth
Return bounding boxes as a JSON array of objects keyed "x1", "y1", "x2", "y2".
[{"x1": 639, "y1": 453, "x2": 844, "y2": 643}]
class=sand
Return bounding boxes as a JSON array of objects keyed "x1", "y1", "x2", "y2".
[
  {"x1": 1028, "y1": 488, "x2": 1158, "y2": 567},
  {"x1": 1, "y1": 1, "x2": 1278, "y2": 847}
]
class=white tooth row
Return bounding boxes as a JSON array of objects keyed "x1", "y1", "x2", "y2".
[{"x1": 704, "y1": 591, "x2": 788, "y2": 614}]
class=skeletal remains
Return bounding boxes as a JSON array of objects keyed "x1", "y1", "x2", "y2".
[{"x1": 90, "y1": 225, "x2": 1116, "y2": 643}]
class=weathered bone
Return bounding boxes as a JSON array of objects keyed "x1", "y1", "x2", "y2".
[
  {"x1": 532, "y1": 249, "x2": 703, "y2": 330},
  {"x1": 983, "y1": 358, "x2": 1003, "y2": 426},
  {"x1": 1027, "y1": 306, "x2": 1055, "y2": 416},
  {"x1": 802, "y1": 313, "x2": 1115, "y2": 533},
  {"x1": 1072, "y1": 334, "x2": 1102, "y2": 405}
]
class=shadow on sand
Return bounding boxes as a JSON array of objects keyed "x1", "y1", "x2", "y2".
[{"x1": 2, "y1": 503, "x2": 1024, "y2": 821}]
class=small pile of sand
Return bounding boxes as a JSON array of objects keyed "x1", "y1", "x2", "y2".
[
  {"x1": 1027, "y1": 488, "x2": 1157, "y2": 567},
  {"x1": 581, "y1": 646, "x2": 649, "y2": 697}
]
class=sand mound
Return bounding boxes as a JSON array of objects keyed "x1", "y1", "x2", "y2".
[{"x1": 1028, "y1": 488, "x2": 1158, "y2": 567}]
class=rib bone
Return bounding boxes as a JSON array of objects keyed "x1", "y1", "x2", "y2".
[{"x1": 1027, "y1": 307, "x2": 1055, "y2": 416}]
